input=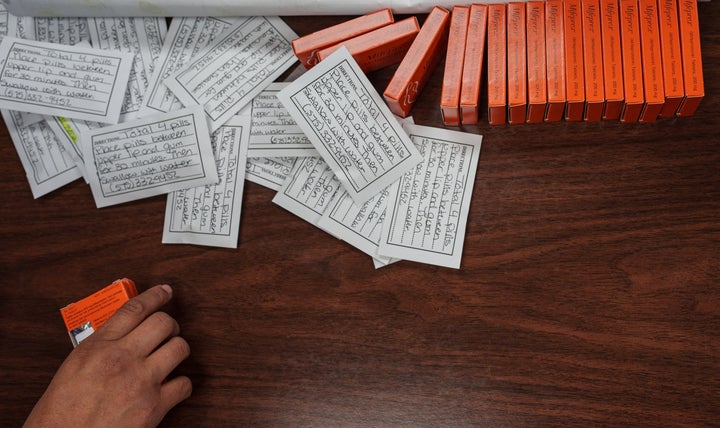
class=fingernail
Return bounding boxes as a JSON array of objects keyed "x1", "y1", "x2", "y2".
[{"x1": 160, "y1": 284, "x2": 173, "y2": 297}]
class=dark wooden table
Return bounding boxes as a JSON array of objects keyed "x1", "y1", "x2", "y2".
[{"x1": 1, "y1": 6, "x2": 719, "y2": 427}]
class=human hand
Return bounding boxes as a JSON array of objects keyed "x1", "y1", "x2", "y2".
[{"x1": 25, "y1": 284, "x2": 192, "y2": 428}]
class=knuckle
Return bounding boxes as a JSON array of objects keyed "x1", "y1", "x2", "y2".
[
  {"x1": 173, "y1": 336, "x2": 191, "y2": 359},
  {"x1": 118, "y1": 298, "x2": 146, "y2": 316},
  {"x1": 152, "y1": 311, "x2": 178, "y2": 332}
]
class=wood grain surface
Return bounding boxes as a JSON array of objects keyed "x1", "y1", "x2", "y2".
[{"x1": 1, "y1": 7, "x2": 719, "y2": 427}]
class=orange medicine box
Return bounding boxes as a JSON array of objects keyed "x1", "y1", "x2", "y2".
[
  {"x1": 656, "y1": 0, "x2": 684, "y2": 117},
  {"x1": 291, "y1": 9, "x2": 394, "y2": 69},
  {"x1": 507, "y1": 2, "x2": 527, "y2": 125},
  {"x1": 638, "y1": 0, "x2": 665, "y2": 123},
  {"x1": 316, "y1": 17, "x2": 420, "y2": 73},
  {"x1": 526, "y1": 1, "x2": 547, "y2": 124},
  {"x1": 545, "y1": 0, "x2": 566, "y2": 122},
  {"x1": 582, "y1": 0, "x2": 604, "y2": 122},
  {"x1": 440, "y1": 6, "x2": 470, "y2": 126},
  {"x1": 600, "y1": 0, "x2": 624, "y2": 120},
  {"x1": 384, "y1": 7, "x2": 450, "y2": 118},
  {"x1": 60, "y1": 278, "x2": 138, "y2": 347},
  {"x1": 487, "y1": 3, "x2": 507, "y2": 125},
  {"x1": 619, "y1": 0, "x2": 644, "y2": 123},
  {"x1": 676, "y1": 0, "x2": 704, "y2": 116},
  {"x1": 459, "y1": 4, "x2": 488, "y2": 125},
  {"x1": 563, "y1": 0, "x2": 585, "y2": 121}
]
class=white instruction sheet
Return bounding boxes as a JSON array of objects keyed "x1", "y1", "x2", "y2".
[
  {"x1": 163, "y1": 115, "x2": 250, "y2": 248},
  {"x1": 378, "y1": 124, "x2": 483, "y2": 269},
  {"x1": 245, "y1": 156, "x2": 296, "y2": 191},
  {"x1": 165, "y1": 16, "x2": 298, "y2": 131},
  {"x1": 81, "y1": 104, "x2": 218, "y2": 208},
  {"x1": 0, "y1": 37, "x2": 134, "y2": 124},
  {"x1": 278, "y1": 47, "x2": 422, "y2": 205}
]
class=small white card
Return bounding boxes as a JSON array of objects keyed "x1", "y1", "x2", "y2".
[
  {"x1": 278, "y1": 47, "x2": 422, "y2": 205},
  {"x1": 245, "y1": 82, "x2": 317, "y2": 158},
  {"x1": 245, "y1": 156, "x2": 296, "y2": 191},
  {"x1": 0, "y1": 37, "x2": 134, "y2": 124},
  {"x1": 318, "y1": 188, "x2": 396, "y2": 264},
  {"x1": 81, "y1": 105, "x2": 219, "y2": 208},
  {"x1": 166, "y1": 16, "x2": 297, "y2": 131},
  {"x1": 32, "y1": 17, "x2": 89, "y2": 44},
  {"x1": 272, "y1": 156, "x2": 343, "y2": 226},
  {"x1": 88, "y1": 17, "x2": 167, "y2": 121},
  {"x1": 163, "y1": 115, "x2": 250, "y2": 248},
  {"x1": 2, "y1": 109, "x2": 81, "y2": 198},
  {"x1": 141, "y1": 17, "x2": 242, "y2": 114},
  {"x1": 378, "y1": 124, "x2": 483, "y2": 269}
]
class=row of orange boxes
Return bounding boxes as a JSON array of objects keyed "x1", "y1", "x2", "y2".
[{"x1": 443, "y1": 0, "x2": 704, "y2": 125}]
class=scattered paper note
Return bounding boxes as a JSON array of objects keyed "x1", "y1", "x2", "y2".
[
  {"x1": 0, "y1": 36, "x2": 134, "y2": 123},
  {"x1": 245, "y1": 82, "x2": 317, "y2": 157},
  {"x1": 142, "y1": 17, "x2": 242, "y2": 114},
  {"x1": 278, "y1": 46, "x2": 422, "y2": 205},
  {"x1": 163, "y1": 115, "x2": 250, "y2": 248},
  {"x1": 378, "y1": 124, "x2": 482, "y2": 269},
  {"x1": 165, "y1": 16, "x2": 298, "y2": 131},
  {"x1": 2, "y1": 109, "x2": 81, "y2": 198},
  {"x1": 272, "y1": 156, "x2": 343, "y2": 226},
  {"x1": 81, "y1": 104, "x2": 219, "y2": 208},
  {"x1": 32, "y1": 17, "x2": 89, "y2": 44},
  {"x1": 245, "y1": 156, "x2": 296, "y2": 191}
]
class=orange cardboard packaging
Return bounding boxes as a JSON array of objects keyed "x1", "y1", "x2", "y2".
[
  {"x1": 487, "y1": 3, "x2": 507, "y2": 125},
  {"x1": 582, "y1": 0, "x2": 605, "y2": 122},
  {"x1": 656, "y1": 0, "x2": 684, "y2": 117},
  {"x1": 507, "y1": 2, "x2": 528, "y2": 125},
  {"x1": 564, "y1": 0, "x2": 585, "y2": 121},
  {"x1": 441, "y1": 6, "x2": 470, "y2": 126},
  {"x1": 384, "y1": 7, "x2": 450, "y2": 118},
  {"x1": 638, "y1": 0, "x2": 665, "y2": 122},
  {"x1": 60, "y1": 278, "x2": 138, "y2": 347},
  {"x1": 545, "y1": 0, "x2": 566, "y2": 122},
  {"x1": 676, "y1": 0, "x2": 704, "y2": 116},
  {"x1": 600, "y1": 0, "x2": 624, "y2": 120},
  {"x1": 619, "y1": 0, "x2": 644, "y2": 123},
  {"x1": 459, "y1": 4, "x2": 488, "y2": 125},
  {"x1": 291, "y1": 9, "x2": 394, "y2": 69},
  {"x1": 526, "y1": 1, "x2": 547, "y2": 124},
  {"x1": 316, "y1": 17, "x2": 420, "y2": 73}
]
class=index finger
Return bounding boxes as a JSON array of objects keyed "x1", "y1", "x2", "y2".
[{"x1": 95, "y1": 284, "x2": 173, "y2": 341}]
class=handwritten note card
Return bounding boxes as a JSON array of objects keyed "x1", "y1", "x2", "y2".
[
  {"x1": 245, "y1": 156, "x2": 296, "y2": 191},
  {"x1": 81, "y1": 105, "x2": 218, "y2": 208},
  {"x1": 32, "y1": 17, "x2": 89, "y2": 44},
  {"x1": 2, "y1": 109, "x2": 81, "y2": 198},
  {"x1": 245, "y1": 82, "x2": 316, "y2": 157},
  {"x1": 272, "y1": 156, "x2": 343, "y2": 226},
  {"x1": 163, "y1": 115, "x2": 250, "y2": 248},
  {"x1": 278, "y1": 47, "x2": 422, "y2": 205},
  {"x1": 165, "y1": 16, "x2": 298, "y2": 131},
  {"x1": 142, "y1": 17, "x2": 242, "y2": 114},
  {"x1": 88, "y1": 17, "x2": 167, "y2": 120},
  {"x1": 318, "y1": 188, "x2": 396, "y2": 264},
  {"x1": 378, "y1": 124, "x2": 482, "y2": 269},
  {"x1": 0, "y1": 37, "x2": 134, "y2": 124}
]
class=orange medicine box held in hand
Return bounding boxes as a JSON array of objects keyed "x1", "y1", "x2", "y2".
[
  {"x1": 656, "y1": 0, "x2": 684, "y2": 117},
  {"x1": 638, "y1": 0, "x2": 665, "y2": 122},
  {"x1": 545, "y1": 0, "x2": 566, "y2": 122},
  {"x1": 60, "y1": 278, "x2": 138, "y2": 347},
  {"x1": 582, "y1": 0, "x2": 604, "y2": 122},
  {"x1": 487, "y1": 3, "x2": 507, "y2": 125},
  {"x1": 316, "y1": 17, "x2": 420, "y2": 74},
  {"x1": 619, "y1": 0, "x2": 644, "y2": 123},
  {"x1": 600, "y1": 0, "x2": 624, "y2": 120},
  {"x1": 676, "y1": 0, "x2": 704, "y2": 116},
  {"x1": 459, "y1": 4, "x2": 488, "y2": 125},
  {"x1": 507, "y1": 2, "x2": 528, "y2": 125},
  {"x1": 384, "y1": 6, "x2": 450, "y2": 118},
  {"x1": 441, "y1": 6, "x2": 470, "y2": 126},
  {"x1": 291, "y1": 9, "x2": 394, "y2": 69},
  {"x1": 563, "y1": 0, "x2": 585, "y2": 121},
  {"x1": 526, "y1": 1, "x2": 547, "y2": 124}
]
